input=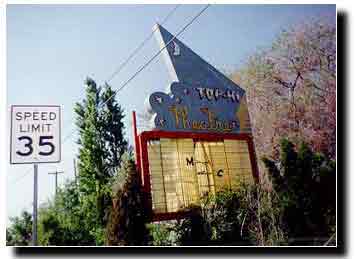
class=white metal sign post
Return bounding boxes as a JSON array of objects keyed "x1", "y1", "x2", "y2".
[
  {"x1": 33, "y1": 163, "x2": 38, "y2": 246},
  {"x1": 10, "y1": 105, "x2": 61, "y2": 246}
]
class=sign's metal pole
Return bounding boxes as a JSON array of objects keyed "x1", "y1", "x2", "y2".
[
  {"x1": 32, "y1": 163, "x2": 38, "y2": 246},
  {"x1": 132, "y1": 111, "x2": 141, "y2": 175}
]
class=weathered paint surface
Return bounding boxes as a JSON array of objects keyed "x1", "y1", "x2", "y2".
[
  {"x1": 148, "y1": 24, "x2": 251, "y2": 133},
  {"x1": 136, "y1": 25, "x2": 259, "y2": 221},
  {"x1": 147, "y1": 138, "x2": 254, "y2": 214}
]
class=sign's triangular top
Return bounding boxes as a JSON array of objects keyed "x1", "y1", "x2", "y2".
[
  {"x1": 153, "y1": 23, "x2": 245, "y2": 95},
  {"x1": 150, "y1": 24, "x2": 251, "y2": 133}
]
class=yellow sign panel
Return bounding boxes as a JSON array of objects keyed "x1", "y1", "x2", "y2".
[{"x1": 147, "y1": 138, "x2": 254, "y2": 214}]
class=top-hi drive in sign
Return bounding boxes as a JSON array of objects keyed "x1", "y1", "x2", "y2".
[
  {"x1": 135, "y1": 24, "x2": 258, "y2": 221},
  {"x1": 10, "y1": 105, "x2": 61, "y2": 164},
  {"x1": 147, "y1": 24, "x2": 252, "y2": 134}
]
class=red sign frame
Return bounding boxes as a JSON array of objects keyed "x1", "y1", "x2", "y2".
[{"x1": 133, "y1": 113, "x2": 259, "y2": 222}]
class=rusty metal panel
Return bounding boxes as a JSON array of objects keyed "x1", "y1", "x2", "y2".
[
  {"x1": 148, "y1": 138, "x2": 255, "y2": 214},
  {"x1": 160, "y1": 138, "x2": 201, "y2": 212},
  {"x1": 147, "y1": 140, "x2": 167, "y2": 213},
  {"x1": 224, "y1": 139, "x2": 254, "y2": 188},
  {"x1": 176, "y1": 139, "x2": 200, "y2": 207},
  {"x1": 207, "y1": 141, "x2": 231, "y2": 192},
  {"x1": 160, "y1": 138, "x2": 181, "y2": 213},
  {"x1": 194, "y1": 142, "x2": 215, "y2": 197}
]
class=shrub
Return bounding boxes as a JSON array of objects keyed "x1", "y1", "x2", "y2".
[{"x1": 262, "y1": 139, "x2": 336, "y2": 245}]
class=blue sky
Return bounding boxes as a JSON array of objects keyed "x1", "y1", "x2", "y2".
[{"x1": 6, "y1": 4, "x2": 335, "y2": 219}]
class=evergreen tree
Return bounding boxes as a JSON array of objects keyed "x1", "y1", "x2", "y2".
[
  {"x1": 74, "y1": 77, "x2": 128, "y2": 244},
  {"x1": 262, "y1": 139, "x2": 336, "y2": 245},
  {"x1": 101, "y1": 83, "x2": 127, "y2": 171},
  {"x1": 106, "y1": 156, "x2": 149, "y2": 245}
]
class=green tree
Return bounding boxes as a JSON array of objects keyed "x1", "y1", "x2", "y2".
[
  {"x1": 74, "y1": 77, "x2": 128, "y2": 244},
  {"x1": 38, "y1": 206, "x2": 67, "y2": 246},
  {"x1": 106, "y1": 156, "x2": 149, "y2": 245},
  {"x1": 37, "y1": 180, "x2": 95, "y2": 246},
  {"x1": 101, "y1": 83, "x2": 127, "y2": 170},
  {"x1": 7, "y1": 211, "x2": 33, "y2": 246},
  {"x1": 148, "y1": 140, "x2": 335, "y2": 246},
  {"x1": 8, "y1": 78, "x2": 129, "y2": 246},
  {"x1": 262, "y1": 139, "x2": 336, "y2": 245}
]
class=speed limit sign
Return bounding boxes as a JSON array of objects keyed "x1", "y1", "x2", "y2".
[{"x1": 10, "y1": 105, "x2": 61, "y2": 164}]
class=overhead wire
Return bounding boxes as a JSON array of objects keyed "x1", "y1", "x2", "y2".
[
  {"x1": 9, "y1": 168, "x2": 32, "y2": 185},
  {"x1": 106, "y1": 4, "x2": 181, "y2": 83},
  {"x1": 10, "y1": 164, "x2": 59, "y2": 186},
  {"x1": 12, "y1": 5, "x2": 211, "y2": 187},
  {"x1": 62, "y1": 4, "x2": 210, "y2": 145},
  {"x1": 99, "y1": 4, "x2": 210, "y2": 108},
  {"x1": 61, "y1": 4, "x2": 182, "y2": 144}
]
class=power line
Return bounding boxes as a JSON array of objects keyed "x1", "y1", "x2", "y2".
[
  {"x1": 11, "y1": 5, "x2": 210, "y2": 189},
  {"x1": 99, "y1": 4, "x2": 210, "y2": 110},
  {"x1": 60, "y1": 4, "x2": 182, "y2": 145},
  {"x1": 10, "y1": 164, "x2": 57, "y2": 186},
  {"x1": 61, "y1": 4, "x2": 210, "y2": 145},
  {"x1": 10, "y1": 168, "x2": 32, "y2": 185},
  {"x1": 106, "y1": 4, "x2": 181, "y2": 82}
]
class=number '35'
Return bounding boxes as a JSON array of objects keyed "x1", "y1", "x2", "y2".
[{"x1": 16, "y1": 136, "x2": 55, "y2": 156}]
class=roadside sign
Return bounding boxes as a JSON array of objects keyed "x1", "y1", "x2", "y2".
[
  {"x1": 136, "y1": 130, "x2": 258, "y2": 221},
  {"x1": 10, "y1": 105, "x2": 61, "y2": 164},
  {"x1": 132, "y1": 25, "x2": 259, "y2": 222}
]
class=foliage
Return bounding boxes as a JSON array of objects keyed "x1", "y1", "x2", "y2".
[
  {"x1": 173, "y1": 206, "x2": 211, "y2": 246},
  {"x1": 7, "y1": 77, "x2": 129, "y2": 246},
  {"x1": 6, "y1": 211, "x2": 33, "y2": 246},
  {"x1": 142, "y1": 174, "x2": 282, "y2": 246},
  {"x1": 101, "y1": 83, "x2": 127, "y2": 170},
  {"x1": 74, "y1": 77, "x2": 128, "y2": 244},
  {"x1": 262, "y1": 139, "x2": 336, "y2": 245},
  {"x1": 149, "y1": 140, "x2": 335, "y2": 246},
  {"x1": 172, "y1": 185, "x2": 285, "y2": 246},
  {"x1": 37, "y1": 181, "x2": 95, "y2": 246},
  {"x1": 8, "y1": 18, "x2": 337, "y2": 247},
  {"x1": 106, "y1": 156, "x2": 149, "y2": 245},
  {"x1": 232, "y1": 19, "x2": 336, "y2": 161},
  {"x1": 37, "y1": 205, "x2": 68, "y2": 246},
  {"x1": 147, "y1": 222, "x2": 178, "y2": 246}
]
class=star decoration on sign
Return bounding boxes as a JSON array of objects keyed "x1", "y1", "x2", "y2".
[
  {"x1": 173, "y1": 41, "x2": 180, "y2": 56},
  {"x1": 158, "y1": 118, "x2": 165, "y2": 126},
  {"x1": 148, "y1": 24, "x2": 250, "y2": 134},
  {"x1": 155, "y1": 96, "x2": 163, "y2": 104}
]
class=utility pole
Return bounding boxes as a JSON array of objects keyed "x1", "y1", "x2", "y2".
[{"x1": 48, "y1": 170, "x2": 64, "y2": 195}]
